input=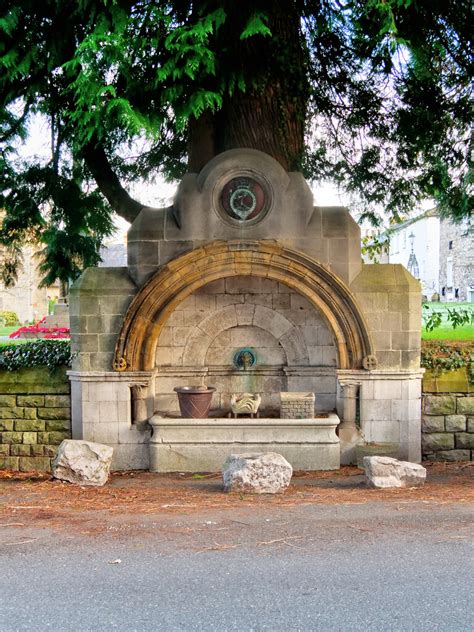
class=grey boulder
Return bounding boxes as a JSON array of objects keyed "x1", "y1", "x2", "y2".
[
  {"x1": 363, "y1": 456, "x2": 426, "y2": 488},
  {"x1": 52, "y1": 440, "x2": 114, "y2": 487},
  {"x1": 222, "y1": 452, "x2": 292, "y2": 494}
]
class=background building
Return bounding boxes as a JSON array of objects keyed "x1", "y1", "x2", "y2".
[
  {"x1": 0, "y1": 244, "x2": 53, "y2": 323},
  {"x1": 371, "y1": 210, "x2": 473, "y2": 302}
]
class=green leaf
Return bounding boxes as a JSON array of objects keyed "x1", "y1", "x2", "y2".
[{"x1": 240, "y1": 13, "x2": 272, "y2": 40}]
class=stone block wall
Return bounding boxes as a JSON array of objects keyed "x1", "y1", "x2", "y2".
[
  {"x1": 350, "y1": 264, "x2": 421, "y2": 369},
  {"x1": 338, "y1": 368, "x2": 423, "y2": 463},
  {"x1": 69, "y1": 267, "x2": 137, "y2": 371},
  {"x1": 0, "y1": 368, "x2": 70, "y2": 471},
  {"x1": 438, "y1": 217, "x2": 473, "y2": 302},
  {"x1": 422, "y1": 394, "x2": 474, "y2": 461},
  {"x1": 154, "y1": 276, "x2": 338, "y2": 413}
]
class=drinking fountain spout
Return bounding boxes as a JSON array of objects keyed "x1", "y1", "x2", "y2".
[{"x1": 234, "y1": 348, "x2": 256, "y2": 371}]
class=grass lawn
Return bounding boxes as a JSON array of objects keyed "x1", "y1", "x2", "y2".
[
  {"x1": 422, "y1": 302, "x2": 474, "y2": 341},
  {"x1": 422, "y1": 325, "x2": 474, "y2": 341},
  {"x1": 0, "y1": 326, "x2": 18, "y2": 337}
]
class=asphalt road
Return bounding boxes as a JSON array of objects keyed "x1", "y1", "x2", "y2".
[{"x1": 1, "y1": 502, "x2": 472, "y2": 631}]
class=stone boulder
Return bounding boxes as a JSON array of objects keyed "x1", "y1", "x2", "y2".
[
  {"x1": 222, "y1": 452, "x2": 292, "y2": 494},
  {"x1": 363, "y1": 456, "x2": 426, "y2": 489},
  {"x1": 52, "y1": 440, "x2": 114, "y2": 487}
]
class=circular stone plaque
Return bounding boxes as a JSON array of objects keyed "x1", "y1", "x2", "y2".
[{"x1": 220, "y1": 176, "x2": 267, "y2": 223}]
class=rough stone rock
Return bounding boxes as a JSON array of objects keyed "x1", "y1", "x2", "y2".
[
  {"x1": 445, "y1": 415, "x2": 466, "y2": 432},
  {"x1": 52, "y1": 440, "x2": 113, "y2": 487},
  {"x1": 421, "y1": 415, "x2": 445, "y2": 433},
  {"x1": 457, "y1": 397, "x2": 474, "y2": 415},
  {"x1": 423, "y1": 395, "x2": 456, "y2": 415},
  {"x1": 433, "y1": 449, "x2": 471, "y2": 462},
  {"x1": 455, "y1": 433, "x2": 474, "y2": 450},
  {"x1": 363, "y1": 456, "x2": 426, "y2": 489},
  {"x1": 222, "y1": 452, "x2": 292, "y2": 494},
  {"x1": 421, "y1": 432, "x2": 455, "y2": 452}
]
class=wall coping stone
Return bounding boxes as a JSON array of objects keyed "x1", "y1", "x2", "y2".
[
  {"x1": 68, "y1": 371, "x2": 154, "y2": 382},
  {"x1": 337, "y1": 369, "x2": 424, "y2": 380}
]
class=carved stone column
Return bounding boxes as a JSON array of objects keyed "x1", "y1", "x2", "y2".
[
  {"x1": 338, "y1": 382, "x2": 364, "y2": 465},
  {"x1": 130, "y1": 383, "x2": 150, "y2": 429}
]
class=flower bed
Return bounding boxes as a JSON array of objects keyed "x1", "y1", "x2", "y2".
[{"x1": 9, "y1": 317, "x2": 70, "y2": 340}]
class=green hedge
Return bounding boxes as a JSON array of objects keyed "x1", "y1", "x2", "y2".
[
  {"x1": 421, "y1": 341, "x2": 473, "y2": 380},
  {"x1": 0, "y1": 339, "x2": 72, "y2": 371}
]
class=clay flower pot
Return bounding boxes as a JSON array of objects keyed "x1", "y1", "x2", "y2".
[{"x1": 174, "y1": 386, "x2": 216, "y2": 418}]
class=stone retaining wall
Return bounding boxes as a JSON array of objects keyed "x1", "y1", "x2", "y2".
[
  {"x1": 422, "y1": 394, "x2": 474, "y2": 461},
  {"x1": 0, "y1": 368, "x2": 70, "y2": 471}
]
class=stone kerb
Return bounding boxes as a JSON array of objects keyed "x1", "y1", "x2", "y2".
[{"x1": 180, "y1": 304, "x2": 309, "y2": 367}]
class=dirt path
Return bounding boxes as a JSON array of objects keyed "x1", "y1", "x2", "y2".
[{"x1": 0, "y1": 462, "x2": 472, "y2": 547}]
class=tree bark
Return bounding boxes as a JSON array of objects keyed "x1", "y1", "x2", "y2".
[
  {"x1": 82, "y1": 143, "x2": 144, "y2": 223},
  {"x1": 85, "y1": 2, "x2": 309, "y2": 221},
  {"x1": 188, "y1": 1, "x2": 308, "y2": 173}
]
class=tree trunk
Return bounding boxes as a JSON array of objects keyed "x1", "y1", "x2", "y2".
[
  {"x1": 188, "y1": 1, "x2": 308, "y2": 173},
  {"x1": 85, "y1": 2, "x2": 309, "y2": 222}
]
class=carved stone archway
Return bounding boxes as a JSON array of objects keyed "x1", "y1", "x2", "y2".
[{"x1": 114, "y1": 241, "x2": 374, "y2": 371}]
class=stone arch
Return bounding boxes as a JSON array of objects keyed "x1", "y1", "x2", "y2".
[
  {"x1": 179, "y1": 303, "x2": 308, "y2": 366},
  {"x1": 114, "y1": 241, "x2": 374, "y2": 371}
]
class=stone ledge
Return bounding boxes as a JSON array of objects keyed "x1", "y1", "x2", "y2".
[{"x1": 149, "y1": 414, "x2": 340, "y2": 472}]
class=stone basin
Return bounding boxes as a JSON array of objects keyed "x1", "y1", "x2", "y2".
[{"x1": 149, "y1": 413, "x2": 340, "y2": 472}]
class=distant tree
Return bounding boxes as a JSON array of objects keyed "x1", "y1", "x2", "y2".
[{"x1": 1, "y1": 1, "x2": 472, "y2": 284}]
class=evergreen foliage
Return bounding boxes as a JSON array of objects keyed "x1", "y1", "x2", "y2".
[
  {"x1": 0, "y1": 1, "x2": 472, "y2": 284},
  {"x1": 0, "y1": 339, "x2": 72, "y2": 371}
]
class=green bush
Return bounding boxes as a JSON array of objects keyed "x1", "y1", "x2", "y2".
[
  {"x1": 0, "y1": 339, "x2": 72, "y2": 371},
  {"x1": 0, "y1": 310, "x2": 20, "y2": 326},
  {"x1": 421, "y1": 341, "x2": 473, "y2": 377}
]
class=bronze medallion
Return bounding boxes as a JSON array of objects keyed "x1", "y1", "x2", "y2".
[{"x1": 220, "y1": 177, "x2": 266, "y2": 222}]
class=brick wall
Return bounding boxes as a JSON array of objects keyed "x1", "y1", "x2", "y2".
[
  {"x1": 422, "y1": 394, "x2": 474, "y2": 461},
  {"x1": 0, "y1": 368, "x2": 70, "y2": 472}
]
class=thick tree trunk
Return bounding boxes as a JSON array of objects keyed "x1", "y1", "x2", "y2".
[
  {"x1": 82, "y1": 143, "x2": 144, "y2": 223},
  {"x1": 188, "y1": 1, "x2": 308, "y2": 173},
  {"x1": 86, "y1": 2, "x2": 309, "y2": 222}
]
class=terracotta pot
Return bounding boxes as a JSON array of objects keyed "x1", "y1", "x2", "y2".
[{"x1": 174, "y1": 386, "x2": 216, "y2": 418}]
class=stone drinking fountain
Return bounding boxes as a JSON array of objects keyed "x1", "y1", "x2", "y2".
[{"x1": 68, "y1": 148, "x2": 423, "y2": 472}]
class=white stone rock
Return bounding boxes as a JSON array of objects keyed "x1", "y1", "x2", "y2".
[
  {"x1": 222, "y1": 452, "x2": 292, "y2": 494},
  {"x1": 363, "y1": 456, "x2": 426, "y2": 489},
  {"x1": 52, "y1": 440, "x2": 114, "y2": 487}
]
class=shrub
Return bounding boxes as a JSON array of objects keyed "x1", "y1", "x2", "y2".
[
  {"x1": 421, "y1": 340, "x2": 473, "y2": 379},
  {"x1": 0, "y1": 310, "x2": 20, "y2": 326},
  {"x1": 0, "y1": 339, "x2": 72, "y2": 371}
]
